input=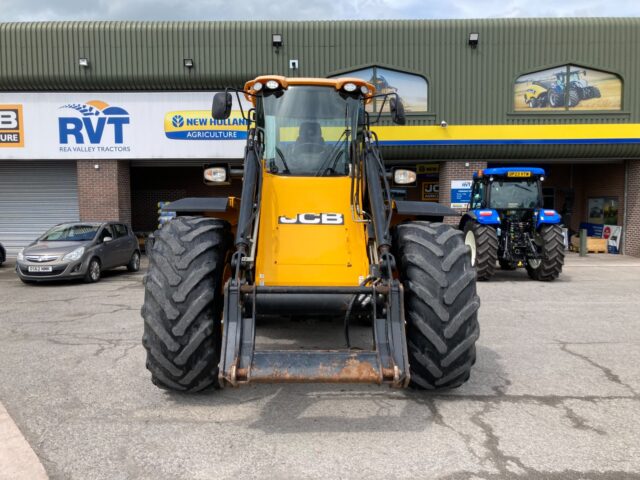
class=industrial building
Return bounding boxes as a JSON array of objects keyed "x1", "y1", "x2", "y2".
[{"x1": 0, "y1": 18, "x2": 638, "y2": 256}]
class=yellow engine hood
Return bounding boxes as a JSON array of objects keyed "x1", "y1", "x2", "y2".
[{"x1": 255, "y1": 172, "x2": 369, "y2": 286}]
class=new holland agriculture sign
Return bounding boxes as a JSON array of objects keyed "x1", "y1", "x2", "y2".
[
  {"x1": 0, "y1": 92, "x2": 250, "y2": 159},
  {"x1": 164, "y1": 111, "x2": 248, "y2": 140}
]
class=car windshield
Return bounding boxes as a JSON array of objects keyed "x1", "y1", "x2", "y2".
[
  {"x1": 489, "y1": 180, "x2": 540, "y2": 209},
  {"x1": 258, "y1": 86, "x2": 361, "y2": 176},
  {"x1": 40, "y1": 224, "x2": 99, "y2": 241}
]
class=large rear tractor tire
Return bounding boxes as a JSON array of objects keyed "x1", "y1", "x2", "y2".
[
  {"x1": 526, "y1": 224, "x2": 565, "y2": 281},
  {"x1": 463, "y1": 221, "x2": 498, "y2": 281},
  {"x1": 142, "y1": 216, "x2": 231, "y2": 392},
  {"x1": 395, "y1": 222, "x2": 480, "y2": 390}
]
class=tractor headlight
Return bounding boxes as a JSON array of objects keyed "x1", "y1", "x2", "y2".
[
  {"x1": 253, "y1": 81, "x2": 263, "y2": 92},
  {"x1": 204, "y1": 167, "x2": 228, "y2": 183},
  {"x1": 63, "y1": 247, "x2": 85, "y2": 262},
  {"x1": 393, "y1": 169, "x2": 417, "y2": 185},
  {"x1": 265, "y1": 80, "x2": 280, "y2": 90},
  {"x1": 360, "y1": 85, "x2": 369, "y2": 95},
  {"x1": 343, "y1": 82, "x2": 357, "y2": 93}
]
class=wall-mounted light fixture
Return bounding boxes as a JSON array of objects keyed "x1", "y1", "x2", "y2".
[
  {"x1": 468, "y1": 32, "x2": 479, "y2": 48},
  {"x1": 78, "y1": 58, "x2": 89, "y2": 68},
  {"x1": 272, "y1": 33, "x2": 283, "y2": 48},
  {"x1": 183, "y1": 58, "x2": 194, "y2": 68}
]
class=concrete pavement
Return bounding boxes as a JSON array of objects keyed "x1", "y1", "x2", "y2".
[{"x1": 0, "y1": 253, "x2": 639, "y2": 479}]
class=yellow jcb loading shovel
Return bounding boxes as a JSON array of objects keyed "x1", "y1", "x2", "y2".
[{"x1": 141, "y1": 76, "x2": 480, "y2": 392}]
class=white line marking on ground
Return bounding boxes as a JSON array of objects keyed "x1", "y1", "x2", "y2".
[{"x1": 0, "y1": 401, "x2": 48, "y2": 480}]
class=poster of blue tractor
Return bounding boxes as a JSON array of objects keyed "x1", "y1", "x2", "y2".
[
  {"x1": 524, "y1": 69, "x2": 601, "y2": 108},
  {"x1": 514, "y1": 65, "x2": 621, "y2": 111},
  {"x1": 459, "y1": 167, "x2": 565, "y2": 281}
]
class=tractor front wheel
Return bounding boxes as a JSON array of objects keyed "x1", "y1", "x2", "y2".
[
  {"x1": 395, "y1": 222, "x2": 480, "y2": 390},
  {"x1": 142, "y1": 216, "x2": 231, "y2": 392},
  {"x1": 463, "y1": 221, "x2": 498, "y2": 280},
  {"x1": 526, "y1": 224, "x2": 565, "y2": 281}
]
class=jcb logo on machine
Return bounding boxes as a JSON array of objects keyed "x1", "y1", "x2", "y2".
[{"x1": 278, "y1": 213, "x2": 344, "y2": 225}]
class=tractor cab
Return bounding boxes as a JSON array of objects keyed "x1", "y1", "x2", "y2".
[
  {"x1": 470, "y1": 167, "x2": 545, "y2": 213},
  {"x1": 460, "y1": 167, "x2": 564, "y2": 281},
  {"x1": 252, "y1": 77, "x2": 367, "y2": 177}
]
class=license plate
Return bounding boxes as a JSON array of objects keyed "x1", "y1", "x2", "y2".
[
  {"x1": 507, "y1": 171, "x2": 531, "y2": 177},
  {"x1": 28, "y1": 266, "x2": 53, "y2": 273}
]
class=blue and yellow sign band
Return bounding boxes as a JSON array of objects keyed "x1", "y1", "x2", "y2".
[
  {"x1": 164, "y1": 110, "x2": 248, "y2": 140},
  {"x1": 372, "y1": 124, "x2": 640, "y2": 146}
]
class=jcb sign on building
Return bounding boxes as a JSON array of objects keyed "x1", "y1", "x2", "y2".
[{"x1": 0, "y1": 105, "x2": 24, "y2": 147}]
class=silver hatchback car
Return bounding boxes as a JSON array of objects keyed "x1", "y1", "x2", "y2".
[{"x1": 16, "y1": 222, "x2": 141, "y2": 283}]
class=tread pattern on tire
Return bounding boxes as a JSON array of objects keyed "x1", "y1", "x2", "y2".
[
  {"x1": 526, "y1": 224, "x2": 564, "y2": 281},
  {"x1": 466, "y1": 221, "x2": 498, "y2": 281},
  {"x1": 395, "y1": 222, "x2": 481, "y2": 390},
  {"x1": 142, "y1": 216, "x2": 231, "y2": 392}
]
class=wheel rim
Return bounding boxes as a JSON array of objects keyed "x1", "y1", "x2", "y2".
[
  {"x1": 528, "y1": 232, "x2": 543, "y2": 269},
  {"x1": 90, "y1": 261, "x2": 100, "y2": 280},
  {"x1": 133, "y1": 253, "x2": 140, "y2": 270},
  {"x1": 465, "y1": 230, "x2": 477, "y2": 267}
]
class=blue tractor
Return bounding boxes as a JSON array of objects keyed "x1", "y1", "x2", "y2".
[{"x1": 459, "y1": 167, "x2": 565, "y2": 281}]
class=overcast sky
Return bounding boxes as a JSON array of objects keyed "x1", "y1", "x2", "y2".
[{"x1": 1, "y1": 0, "x2": 639, "y2": 21}]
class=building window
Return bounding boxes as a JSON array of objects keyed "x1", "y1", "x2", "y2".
[
  {"x1": 514, "y1": 65, "x2": 622, "y2": 111},
  {"x1": 330, "y1": 66, "x2": 428, "y2": 113}
]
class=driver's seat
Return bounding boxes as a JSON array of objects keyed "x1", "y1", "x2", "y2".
[{"x1": 296, "y1": 122, "x2": 324, "y2": 146}]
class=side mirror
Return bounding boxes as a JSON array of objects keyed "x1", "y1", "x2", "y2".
[
  {"x1": 390, "y1": 95, "x2": 406, "y2": 125},
  {"x1": 103, "y1": 236, "x2": 113, "y2": 243},
  {"x1": 212, "y1": 92, "x2": 233, "y2": 120}
]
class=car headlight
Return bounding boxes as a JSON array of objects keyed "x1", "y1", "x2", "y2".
[
  {"x1": 17, "y1": 249, "x2": 24, "y2": 261},
  {"x1": 63, "y1": 247, "x2": 85, "y2": 262}
]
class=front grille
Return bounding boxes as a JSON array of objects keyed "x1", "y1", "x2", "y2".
[
  {"x1": 25, "y1": 255, "x2": 59, "y2": 262},
  {"x1": 20, "y1": 265, "x2": 67, "y2": 276}
]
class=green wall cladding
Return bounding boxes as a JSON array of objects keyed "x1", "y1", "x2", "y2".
[{"x1": 1, "y1": 19, "x2": 639, "y2": 159}]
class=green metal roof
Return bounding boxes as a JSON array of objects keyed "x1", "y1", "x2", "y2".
[{"x1": 1, "y1": 19, "x2": 639, "y2": 159}]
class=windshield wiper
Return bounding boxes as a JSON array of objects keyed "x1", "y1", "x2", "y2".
[
  {"x1": 316, "y1": 129, "x2": 350, "y2": 176},
  {"x1": 270, "y1": 147, "x2": 291, "y2": 174}
]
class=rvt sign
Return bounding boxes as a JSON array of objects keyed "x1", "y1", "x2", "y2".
[{"x1": 58, "y1": 100, "x2": 130, "y2": 145}]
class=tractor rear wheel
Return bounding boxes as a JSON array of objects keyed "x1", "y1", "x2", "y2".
[
  {"x1": 142, "y1": 216, "x2": 231, "y2": 392},
  {"x1": 395, "y1": 222, "x2": 480, "y2": 390},
  {"x1": 526, "y1": 224, "x2": 565, "y2": 281},
  {"x1": 463, "y1": 221, "x2": 498, "y2": 280}
]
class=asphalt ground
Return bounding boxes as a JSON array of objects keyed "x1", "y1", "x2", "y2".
[{"x1": 0, "y1": 253, "x2": 639, "y2": 479}]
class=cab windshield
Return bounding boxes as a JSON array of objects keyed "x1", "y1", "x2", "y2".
[
  {"x1": 489, "y1": 180, "x2": 540, "y2": 209},
  {"x1": 258, "y1": 86, "x2": 361, "y2": 176}
]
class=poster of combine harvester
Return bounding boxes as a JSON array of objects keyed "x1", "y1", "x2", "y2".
[{"x1": 514, "y1": 65, "x2": 622, "y2": 111}]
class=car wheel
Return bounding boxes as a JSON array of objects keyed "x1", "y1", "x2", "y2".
[
  {"x1": 84, "y1": 258, "x2": 101, "y2": 283},
  {"x1": 127, "y1": 251, "x2": 141, "y2": 272}
]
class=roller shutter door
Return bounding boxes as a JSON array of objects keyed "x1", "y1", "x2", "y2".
[{"x1": 0, "y1": 161, "x2": 79, "y2": 257}]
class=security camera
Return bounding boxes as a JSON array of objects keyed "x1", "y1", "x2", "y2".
[{"x1": 440, "y1": 120, "x2": 448, "y2": 128}]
